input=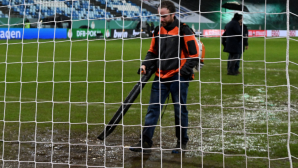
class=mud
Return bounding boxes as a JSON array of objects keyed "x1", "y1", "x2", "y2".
[
  {"x1": 1, "y1": 98, "x2": 297, "y2": 167},
  {"x1": 1, "y1": 124, "x2": 209, "y2": 168},
  {"x1": 2, "y1": 122, "x2": 295, "y2": 168}
]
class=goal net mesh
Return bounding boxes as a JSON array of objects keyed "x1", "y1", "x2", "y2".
[{"x1": 0, "y1": 0, "x2": 297, "y2": 167}]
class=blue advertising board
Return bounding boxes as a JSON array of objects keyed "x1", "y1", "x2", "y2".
[{"x1": 0, "y1": 28, "x2": 67, "y2": 39}]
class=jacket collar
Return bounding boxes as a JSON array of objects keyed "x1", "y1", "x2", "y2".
[
  {"x1": 162, "y1": 16, "x2": 179, "y2": 31},
  {"x1": 232, "y1": 18, "x2": 240, "y2": 22}
]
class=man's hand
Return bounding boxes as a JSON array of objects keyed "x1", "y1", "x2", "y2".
[
  {"x1": 140, "y1": 65, "x2": 146, "y2": 74},
  {"x1": 245, "y1": 46, "x2": 249, "y2": 50}
]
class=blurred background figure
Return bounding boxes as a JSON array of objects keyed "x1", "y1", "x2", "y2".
[
  {"x1": 24, "y1": 19, "x2": 30, "y2": 28},
  {"x1": 235, "y1": 21, "x2": 249, "y2": 74},
  {"x1": 223, "y1": 13, "x2": 243, "y2": 76},
  {"x1": 136, "y1": 17, "x2": 151, "y2": 36}
]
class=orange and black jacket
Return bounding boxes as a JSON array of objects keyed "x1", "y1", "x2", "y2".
[{"x1": 142, "y1": 17, "x2": 199, "y2": 80}]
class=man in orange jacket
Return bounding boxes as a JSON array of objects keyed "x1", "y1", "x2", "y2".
[{"x1": 129, "y1": 0, "x2": 200, "y2": 154}]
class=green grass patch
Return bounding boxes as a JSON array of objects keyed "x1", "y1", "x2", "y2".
[{"x1": 0, "y1": 37, "x2": 297, "y2": 167}]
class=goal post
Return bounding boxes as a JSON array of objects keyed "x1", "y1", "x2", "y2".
[{"x1": 0, "y1": 0, "x2": 297, "y2": 167}]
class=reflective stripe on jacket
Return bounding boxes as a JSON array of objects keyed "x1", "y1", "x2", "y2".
[{"x1": 142, "y1": 18, "x2": 199, "y2": 80}]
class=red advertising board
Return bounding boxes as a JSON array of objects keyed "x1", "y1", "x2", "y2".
[
  {"x1": 203, "y1": 29, "x2": 298, "y2": 37},
  {"x1": 203, "y1": 29, "x2": 225, "y2": 37},
  {"x1": 248, "y1": 30, "x2": 266, "y2": 37},
  {"x1": 290, "y1": 30, "x2": 296, "y2": 37},
  {"x1": 203, "y1": 29, "x2": 266, "y2": 37},
  {"x1": 271, "y1": 30, "x2": 280, "y2": 37}
]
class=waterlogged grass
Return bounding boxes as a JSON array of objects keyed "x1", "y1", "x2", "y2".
[{"x1": 0, "y1": 37, "x2": 297, "y2": 167}]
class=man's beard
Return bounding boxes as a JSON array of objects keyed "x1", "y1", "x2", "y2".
[
  {"x1": 161, "y1": 22, "x2": 168, "y2": 27},
  {"x1": 161, "y1": 19, "x2": 174, "y2": 27}
]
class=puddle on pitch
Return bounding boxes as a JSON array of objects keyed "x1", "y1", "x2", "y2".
[{"x1": 1, "y1": 91, "x2": 297, "y2": 168}]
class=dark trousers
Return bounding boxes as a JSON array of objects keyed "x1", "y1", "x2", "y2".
[
  {"x1": 142, "y1": 74, "x2": 189, "y2": 147},
  {"x1": 235, "y1": 54, "x2": 242, "y2": 72},
  {"x1": 227, "y1": 53, "x2": 240, "y2": 74}
]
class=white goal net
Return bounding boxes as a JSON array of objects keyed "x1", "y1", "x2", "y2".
[{"x1": 0, "y1": 0, "x2": 297, "y2": 167}]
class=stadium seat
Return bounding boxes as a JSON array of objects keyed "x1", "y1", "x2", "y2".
[{"x1": 1, "y1": 0, "x2": 159, "y2": 21}]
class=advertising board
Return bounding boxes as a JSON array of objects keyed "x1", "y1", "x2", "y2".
[
  {"x1": 67, "y1": 29, "x2": 109, "y2": 39},
  {"x1": 0, "y1": 28, "x2": 67, "y2": 39}
]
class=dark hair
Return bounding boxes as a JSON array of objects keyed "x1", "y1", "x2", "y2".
[
  {"x1": 158, "y1": 1, "x2": 176, "y2": 13},
  {"x1": 233, "y1": 13, "x2": 243, "y2": 21}
]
